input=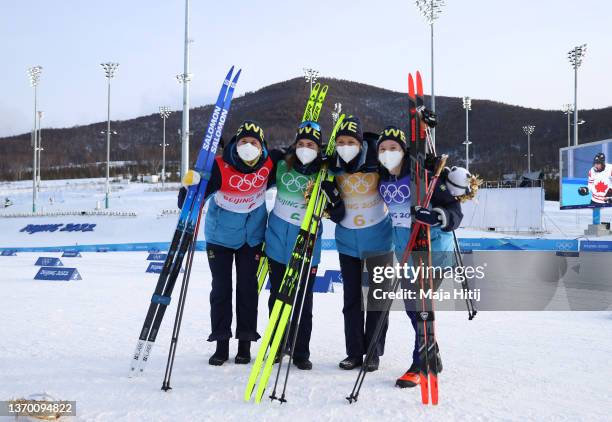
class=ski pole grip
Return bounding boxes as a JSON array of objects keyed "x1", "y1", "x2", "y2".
[{"x1": 433, "y1": 155, "x2": 448, "y2": 177}]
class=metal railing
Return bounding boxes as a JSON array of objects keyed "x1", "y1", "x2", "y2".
[{"x1": 483, "y1": 180, "x2": 542, "y2": 189}]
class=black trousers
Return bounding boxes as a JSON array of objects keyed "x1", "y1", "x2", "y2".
[
  {"x1": 206, "y1": 242, "x2": 262, "y2": 342},
  {"x1": 267, "y1": 258, "x2": 316, "y2": 360},
  {"x1": 339, "y1": 253, "x2": 389, "y2": 358}
]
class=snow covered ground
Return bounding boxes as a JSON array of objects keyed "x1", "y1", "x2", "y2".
[
  {"x1": 1, "y1": 178, "x2": 611, "y2": 421},
  {"x1": 1, "y1": 251, "x2": 611, "y2": 421}
]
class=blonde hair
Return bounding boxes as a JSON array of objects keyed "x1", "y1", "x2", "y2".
[{"x1": 456, "y1": 174, "x2": 483, "y2": 202}]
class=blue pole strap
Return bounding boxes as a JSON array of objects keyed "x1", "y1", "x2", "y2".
[{"x1": 152, "y1": 294, "x2": 171, "y2": 306}]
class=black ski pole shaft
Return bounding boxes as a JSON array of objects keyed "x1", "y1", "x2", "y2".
[
  {"x1": 452, "y1": 231, "x2": 476, "y2": 320},
  {"x1": 161, "y1": 210, "x2": 202, "y2": 391},
  {"x1": 347, "y1": 274, "x2": 400, "y2": 403},
  {"x1": 269, "y1": 225, "x2": 315, "y2": 399},
  {"x1": 278, "y1": 228, "x2": 320, "y2": 402},
  {"x1": 269, "y1": 238, "x2": 314, "y2": 401},
  {"x1": 267, "y1": 228, "x2": 315, "y2": 400},
  {"x1": 270, "y1": 186, "x2": 325, "y2": 401}
]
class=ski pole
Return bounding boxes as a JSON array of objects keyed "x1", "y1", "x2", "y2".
[
  {"x1": 161, "y1": 205, "x2": 204, "y2": 391},
  {"x1": 270, "y1": 173, "x2": 327, "y2": 402},
  {"x1": 452, "y1": 231, "x2": 477, "y2": 320},
  {"x1": 277, "y1": 213, "x2": 324, "y2": 402},
  {"x1": 347, "y1": 155, "x2": 447, "y2": 403},
  {"x1": 422, "y1": 121, "x2": 476, "y2": 320}
]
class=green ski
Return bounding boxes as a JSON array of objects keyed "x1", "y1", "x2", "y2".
[
  {"x1": 256, "y1": 82, "x2": 329, "y2": 294},
  {"x1": 245, "y1": 114, "x2": 345, "y2": 403}
]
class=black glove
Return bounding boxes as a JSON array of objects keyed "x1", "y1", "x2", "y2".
[
  {"x1": 578, "y1": 186, "x2": 589, "y2": 196},
  {"x1": 412, "y1": 206, "x2": 441, "y2": 227},
  {"x1": 424, "y1": 154, "x2": 443, "y2": 172},
  {"x1": 321, "y1": 180, "x2": 341, "y2": 207},
  {"x1": 418, "y1": 107, "x2": 438, "y2": 128}
]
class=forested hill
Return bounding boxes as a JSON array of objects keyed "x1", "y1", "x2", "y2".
[{"x1": 2, "y1": 77, "x2": 611, "y2": 182}]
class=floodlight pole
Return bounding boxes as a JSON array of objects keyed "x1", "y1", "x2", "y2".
[
  {"x1": 568, "y1": 44, "x2": 586, "y2": 146},
  {"x1": 159, "y1": 107, "x2": 172, "y2": 188},
  {"x1": 462, "y1": 97, "x2": 472, "y2": 171},
  {"x1": 101, "y1": 62, "x2": 119, "y2": 209},
  {"x1": 27, "y1": 65, "x2": 42, "y2": 212},
  {"x1": 522, "y1": 125, "x2": 535, "y2": 173}
]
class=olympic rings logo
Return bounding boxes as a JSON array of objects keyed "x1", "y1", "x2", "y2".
[
  {"x1": 379, "y1": 183, "x2": 411, "y2": 204},
  {"x1": 339, "y1": 173, "x2": 377, "y2": 194},
  {"x1": 228, "y1": 166, "x2": 270, "y2": 192},
  {"x1": 555, "y1": 241, "x2": 574, "y2": 251},
  {"x1": 280, "y1": 172, "x2": 309, "y2": 193}
]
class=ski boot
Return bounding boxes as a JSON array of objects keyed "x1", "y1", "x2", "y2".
[{"x1": 208, "y1": 340, "x2": 229, "y2": 366}]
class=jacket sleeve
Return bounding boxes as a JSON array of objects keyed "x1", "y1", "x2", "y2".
[
  {"x1": 432, "y1": 200, "x2": 463, "y2": 232},
  {"x1": 267, "y1": 149, "x2": 285, "y2": 188},
  {"x1": 430, "y1": 175, "x2": 464, "y2": 232},
  {"x1": 204, "y1": 160, "x2": 222, "y2": 199}
]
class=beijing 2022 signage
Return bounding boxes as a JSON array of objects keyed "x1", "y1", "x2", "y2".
[{"x1": 20, "y1": 223, "x2": 97, "y2": 234}]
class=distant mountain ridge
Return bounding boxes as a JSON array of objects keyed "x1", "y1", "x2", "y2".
[{"x1": 2, "y1": 77, "x2": 612, "y2": 186}]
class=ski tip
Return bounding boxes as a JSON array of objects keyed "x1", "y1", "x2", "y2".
[
  {"x1": 233, "y1": 68, "x2": 242, "y2": 81},
  {"x1": 225, "y1": 65, "x2": 235, "y2": 81}
]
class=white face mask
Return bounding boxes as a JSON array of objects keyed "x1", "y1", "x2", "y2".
[
  {"x1": 296, "y1": 147, "x2": 318, "y2": 165},
  {"x1": 337, "y1": 145, "x2": 360, "y2": 163},
  {"x1": 378, "y1": 150, "x2": 404, "y2": 171},
  {"x1": 237, "y1": 142, "x2": 261, "y2": 163}
]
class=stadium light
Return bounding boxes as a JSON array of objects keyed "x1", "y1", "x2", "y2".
[
  {"x1": 303, "y1": 68, "x2": 320, "y2": 93},
  {"x1": 159, "y1": 106, "x2": 172, "y2": 188},
  {"x1": 522, "y1": 125, "x2": 535, "y2": 173},
  {"x1": 415, "y1": 0, "x2": 445, "y2": 148},
  {"x1": 567, "y1": 44, "x2": 586, "y2": 146},
  {"x1": 100, "y1": 62, "x2": 119, "y2": 209},
  {"x1": 332, "y1": 102, "x2": 342, "y2": 124},
  {"x1": 27, "y1": 66, "x2": 42, "y2": 212}
]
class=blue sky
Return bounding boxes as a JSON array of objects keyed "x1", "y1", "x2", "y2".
[{"x1": 1, "y1": 0, "x2": 610, "y2": 137}]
